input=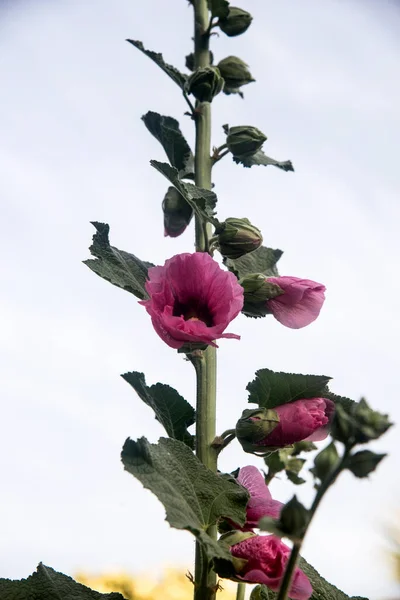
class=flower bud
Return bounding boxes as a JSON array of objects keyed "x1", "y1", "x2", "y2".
[
  {"x1": 226, "y1": 126, "x2": 267, "y2": 158},
  {"x1": 217, "y1": 56, "x2": 255, "y2": 94},
  {"x1": 215, "y1": 217, "x2": 263, "y2": 259},
  {"x1": 162, "y1": 186, "x2": 193, "y2": 238},
  {"x1": 185, "y1": 51, "x2": 214, "y2": 72},
  {"x1": 235, "y1": 408, "x2": 280, "y2": 455},
  {"x1": 311, "y1": 441, "x2": 339, "y2": 482},
  {"x1": 345, "y1": 450, "x2": 386, "y2": 478},
  {"x1": 185, "y1": 66, "x2": 224, "y2": 102},
  {"x1": 331, "y1": 398, "x2": 392, "y2": 446},
  {"x1": 240, "y1": 274, "x2": 284, "y2": 318},
  {"x1": 218, "y1": 7, "x2": 253, "y2": 37},
  {"x1": 279, "y1": 495, "x2": 309, "y2": 541}
]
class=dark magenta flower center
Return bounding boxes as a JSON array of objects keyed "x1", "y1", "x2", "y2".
[{"x1": 173, "y1": 298, "x2": 214, "y2": 326}]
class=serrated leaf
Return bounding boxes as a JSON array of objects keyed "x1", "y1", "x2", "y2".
[
  {"x1": 207, "y1": 0, "x2": 230, "y2": 18},
  {"x1": 121, "y1": 437, "x2": 249, "y2": 567},
  {"x1": 142, "y1": 112, "x2": 194, "y2": 179},
  {"x1": 322, "y1": 391, "x2": 355, "y2": 412},
  {"x1": 247, "y1": 368, "x2": 332, "y2": 410},
  {"x1": 224, "y1": 246, "x2": 283, "y2": 280},
  {"x1": 0, "y1": 563, "x2": 126, "y2": 600},
  {"x1": 84, "y1": 222, "x2": 153, "y2": 299},
  {"x1": 345, "y1": 450, "x2": 386, "y2": 479},
  {"x1": 233, "y1": 150, "x2": 294, "y2": 171},
  {"x1": 150, "y1": 161, "x2": 218, "y2": 224},
  {"x1": 121, "y1": 371, "x2": 195, "y2": 448},
  {"x1": 249, "y1": 560, "x2": 369, "y2": 600},
  {"x1": 126, "y1": 40, "x2": 187, "y2": 90}
]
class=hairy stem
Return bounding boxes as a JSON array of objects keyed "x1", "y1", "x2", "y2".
[
  {"x1": 192, "y1": 2, "x2": 217, "y2": 600},
  {"x1": 276, "y1": 447, "x2": 351, "y2": 600}
]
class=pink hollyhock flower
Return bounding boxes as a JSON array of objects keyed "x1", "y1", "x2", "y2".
[
  {"x1": 237, "y1": 466, "x2": 283, "y2": 529},
  {"x1": 257, "y1": 398, "x2": 335, "y2": 447},
  {"x1": 231, "y1": 534, "x2": 312, "y2": 600},
  {"x1": 267, "y1": 276, "x2": 326, "y2": 329},
  {"x1": 140, "y1": 252, "x2": 244, "y2": 349}
]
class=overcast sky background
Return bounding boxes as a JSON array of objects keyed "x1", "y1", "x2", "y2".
[{"x1": 1, "y1": 0, "x2": 400, "y2": 598}]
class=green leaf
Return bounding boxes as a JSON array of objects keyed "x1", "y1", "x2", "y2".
[
  {"x1": 142, "y1": 111, "x2": 194, "y2": 179},
  {"x1": 0, "y1": 563, "x2": 126, "y2": 600},
  {"x1": 150, "y1": 161, "x2": 218, "y2": 224},
  {"x1": 345, "y1": 450, "x2": 386, "y2": 478},
  {"x1": 84, "y1": 222, "x2": 153, "y2": 300},
  {"x1": 285, "y1": 471, "x2": 306, "y2": 485},
  {"x1": 207, "y1": 0, "x2": 230, "y2": 19},
  {"x1": 121, "y1": 437, "x2": 249, "y2": 568},
  {"x1": 121, "y1": 371, "x2": 195, "y2": 448},
  {"x1": 126, "y1": 40, "x2": 187, "y2": 90},
  {"x1": 232, "y1": 150, "x2": 294, "y2": 171},
  {"x1": 292, "y1": 441, "x2": 318, "y2": 455},
  {"x1": 247, "y1": 368, "x2": 332, "y2": 409},
  {"x1": 264, "y1": 448, "x2": 292, "y2": 473},
  {"x1": 286, "y1": 457, "x2": 306, "y2": 475},
  {"x1": 224, "y1": 246, "x2": 283, "y2": 279},
  {"x1": 249, "y1": 558, "x2": 369, "y2": 600}
]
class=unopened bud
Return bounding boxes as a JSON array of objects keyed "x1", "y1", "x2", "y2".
[
  {"x1": 345, "y1": 450, "x2": 386, "y2": 478},
  {"x1": 219, "y1": 7, "x2": 253, "y2": 37},
  {"x1": 185, "y1": 51, "x2": 214, "y2": 72},
  {"x1": 217, "y1": 56, "x2": 255, "y2": 94},
  {"x1": 331, "y1": 399, "x2": 392, "y2": 446},
  {"x1": 279, "y1": 495, "x2": 309, "y2": 540},
  {"x1": 215, "y1": 217, "x2": 263, "y2": 259},
  {"x1": 312, "y1": 441, "x2": 339, "y2": 481},
  {"x1": 162, "y1": 187, "x2": 193, "y2": 238},
  {"x1": 185, "y1": 66, "x2": 224, "y2": 102},
  {"x1": 240, "y1": 274, "x2": 284, "y2": 318},
  {"x1": 225, "y1": 125, "x2": 267, "y2": 158},
  {"x1": 235, "y1": 408, "x2": 280, "y2": 455}
]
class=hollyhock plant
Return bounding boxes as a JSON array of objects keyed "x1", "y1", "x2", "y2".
[
  {"x1": 267, "y1": 276, "x2": 326, "y2": 329},
  {"x1": 236, "y1": 466, "x2": 283, "y2": 529},
  {"x1": 140, "y1": 252, "x2": 244, "y2": 349},
  {"x1": 230, "y1": 534, "x2": 312, "y2": 600}
]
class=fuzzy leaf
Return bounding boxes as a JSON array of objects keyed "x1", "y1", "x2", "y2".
[
  {"x1": 84, "y1": 222, "x2": 153, "y2": 299},
  {"x1": 150, "y1": 161, "x2": 218, "y2": 224},
  {"x1": 0, "y1": 563, "x2": 126, "y2": 600},
  {"x1": 121, "y1": 437, "x2": 249, "y2": 567},
  {"x1": 142, "y1": 112, "x2": 194, "y2": 179},
  {"x1": 224, "y1": 246, "x2": 283, "y2": 279},
  {"x1": 121, "y1": 371, "x2": 195, "y2": 448},
  {"x1": 126, "y1": 40, "x2": 187, "y2": 90},
  {"x1": 207, "y1": 0, "x2": 229, "y2": 18},
  {"x1": 247, "y1": 368, "x2": 332, "y2": 409},
  {"x1": 233, "y1": 150, "x2": 294, "y2": 171},
  {"x1": 250, "y1": 558, "x2": 369, "y2": 600}
]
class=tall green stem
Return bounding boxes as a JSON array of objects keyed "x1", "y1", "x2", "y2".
[
  {"x1": 276, "y1": 447, "x2": 351, "y2": 600},
  {"x1": 192, "y1": 2, "x2": 218, "y2": 600},
  {"x1": 235, "y1": 582, "x2": 246, "y2": 600}
]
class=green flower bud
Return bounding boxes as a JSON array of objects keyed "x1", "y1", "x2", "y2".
[
  {"x1": 226, "y1": 125, "x2": 267, "y2": 158},
  {"x1": 185, "y1": 51, "x2": 214, "y2": 72},
  {"x1": 215, "y1": 217, "x2": 263, "y2": 259},
  {"x1": 345, "y1": 450, "x2": 387, "y2": 478},
  {"x1": 185, "y1": 66, "x2": 224, "y2": 102},
  {"x1": 162, "y1": 187, "x2": 193, "y2": 238},
  {"x1": 217, "y1": 56, "x2": 255, "y2": 95},
  {"x1": 239, "y1": 274, "x2": 284, "y2": 318},
  {"x1": 311, "y1": 441, "x2": 339, "y2": 482},
  {"x1": 331, "y1": 399, "x2": 392, "y2": 446},
  {"x1": 279, "y1": 495, "x2": 309, "y2": 541},
  {"x1": 235, "y1": 408, "x2": 280, "y2": 455},
  {"x1": 219, "y1": 7, "x2": 253, "y2": 37}
]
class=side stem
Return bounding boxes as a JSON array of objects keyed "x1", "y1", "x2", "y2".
[{"x1": 192, "y1": 2, "x2": 218, "y2": 600}]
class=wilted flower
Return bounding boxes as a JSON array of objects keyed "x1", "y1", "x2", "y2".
[
  {"x1": 217, "y1": 56, "x2": 255, "y2": 95},
  {"x1": 215, "y1": 218, "x2": 263, "y2": 259},
  {"x1": 162, "y1": 187, "x2": 193, "y2": 238},
  {"x1": 266, "y1": 276, "x2": 326, "y2": 329},
  {"x1": 225, "y1": 126, "x2": 267, "y2": 158},
  {"x1": 140, "y1": 252, "x2": 244, "y2": 349},
  {"x1": 236, "y1": 399, "x2": 335, "y2": 451},
  {"x1": 218, "y1": 7, "x2": 253, "y2": 37},
  {"x1": 185, "y1": 66, "x2": 224, "y2": 102},
  {"x1": 228, "y1": 534, "x2": 312, "y2": 600},
  {"x1": 236, "y1": 466, "x2": 283, "y2": 529}
]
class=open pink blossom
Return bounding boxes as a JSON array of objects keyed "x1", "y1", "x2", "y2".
[
  {"x1": 267, "y1": 276, "x2": 326, "y2": 329},
  {"x1": 256, "y1": 398, "x2": 335, "y2": 447},
  {"x1": 140, "y1": 252, "x2": 244, "y2": 349},
  {"x1": 231, "y1": 534, "x2": 312, "y2": 600},
  {"x1": 236, "y1": 466, "x2": 283, "y2": 529}
]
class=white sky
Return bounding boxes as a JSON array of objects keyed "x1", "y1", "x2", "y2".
[{"x1": 1, "y1": 0, "x2": 400, "y2": 598}]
